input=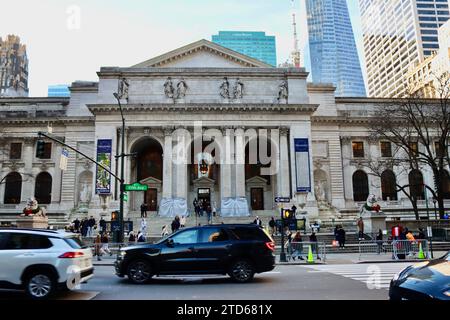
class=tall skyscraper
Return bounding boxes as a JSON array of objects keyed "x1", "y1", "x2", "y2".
[
  {"x1": 360, "y1": 0, "x2": 450, "y2": 97},
  {"x1": 305, "y1": 0, "x2": 367, "y2": 97},
  {"x1": 48, "y1": 84, "x2": 70, "y2": 97},
  {"x1": 212, "y1": 31, "x2": 277, "y2": 67},
  {"x1": 0, "y1": 35, "x2": 29, "y2": 97}
]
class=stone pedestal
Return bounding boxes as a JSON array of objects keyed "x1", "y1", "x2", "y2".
[
  {"x1": 16, "y1": 216, "x2": 49, "y2": 229},
  {"x1": 362, "y1": 211, "x2": 387, "y2": 235}
]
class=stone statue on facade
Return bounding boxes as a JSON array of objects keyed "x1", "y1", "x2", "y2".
[
  {"x1": 176, "y1": 78, "x2": 188, "y2": 99},
  {"x1": 277, "y1": 79, "x2": 289, "y2": 102},
  {"x1": 79, "y1": 182, "x2": 92, "y2": 204},
  {"x1": 164, "y1": 77, "x2": 175, "y2": 99},
  {"x1": 233, "y1": 78, "x2": 244, "y2": 99},
  {"x1": 219, "y1": 77, "x2": 230, "y2": 99},
  {"x1": 118, "y1": 77, "x2": 130, "y2": 101}
]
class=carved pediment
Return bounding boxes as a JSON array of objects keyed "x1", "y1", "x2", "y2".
[
  {"x1": 246, "y1": 176, "x2": 268, "y2": 185},
  {"x1": 132, "y1": 39, "x2": 272, "y2": 69},
  {"x1": 140, "y1": 176, "x2": 162, "y2": 187},
  {"x1": 193, "y1": 176, "x2": 216, "y2": 186}
]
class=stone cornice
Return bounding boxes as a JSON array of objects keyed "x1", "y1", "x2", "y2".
[
  {"x1": 0, "y1": 116, "x2": 94, "y2": 125},
  {"x1": 97, "y1": 67, "x2": 309, "y2": 79},
  {"x1": 0, "y1": 97, "x2": 70, "y2": 105},
  {"x1": 312, "y1": 116, "x2": 370, "y2": 124},
  {"x1": 87, "y1": 103, "x2": 319, "y2": 115}
]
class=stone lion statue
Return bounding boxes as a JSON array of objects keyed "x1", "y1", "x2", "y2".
[
  {"x1": 360, "y1": 194, "x2": 381, "y2": 216},
  {"x1": 21, "y1": 197, "x2": 47, "y2": 217}
]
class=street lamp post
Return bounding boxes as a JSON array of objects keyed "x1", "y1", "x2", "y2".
[
  {"x1": 432, "y1": 198, "x2": 438, "y2": 221},
  {"x1": 280, "y1": 208, "x2": 287, "y2": 263},
  {"x1": 113, "y1": 92, "x2": 126, "y2": 243}
]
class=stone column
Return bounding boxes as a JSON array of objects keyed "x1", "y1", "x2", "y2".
[
  {"x1": 220, "y1": 127, "x2": 233, "y2": 199},
  {"x1": 22, "y1": 138, "x2": 36, "y2": 202},
  {"x1": 174, "y1": 127, "x2": 188, "y2": 200},
  {"x1": 277, "y1": 127, "x2": 291, "y2": 197},
  {"x1": 162, "y1": 127, "x2": 174, "y2": 199},
  {"x1": 235, "y1": 127, "x2": 246, "y2": 198}
]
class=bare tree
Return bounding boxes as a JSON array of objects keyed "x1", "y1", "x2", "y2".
[{"x1": 368, "y1": 74, "x2": 450, "y2": 218}]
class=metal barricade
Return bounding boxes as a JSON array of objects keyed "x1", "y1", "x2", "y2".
[
  {"x1": 287, "y1": 241, "x2": 326, "y2": 262},
  {"x1": 358, "y1": 240, "x2": 429, "y2": 260}
]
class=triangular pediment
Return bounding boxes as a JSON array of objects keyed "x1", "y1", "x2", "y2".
[
  {"x1": 132, "y1": 39, "x2": 272, "y2": 68},
  {"x1": 246, "y1": 176, "x2": 268, "y2": 185},
  {"x1": 193, "y1": 176, "x2": 216, "y2": 185},
  {"x1": 140, "y1": 176, "x2": 162, "y2": 186}
]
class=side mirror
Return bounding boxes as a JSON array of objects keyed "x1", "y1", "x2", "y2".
[{"x1": 166, "y1": 239, "x2": 175, "y2": 247}]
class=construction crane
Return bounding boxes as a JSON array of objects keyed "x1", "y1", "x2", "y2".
[{"x1": 290, "y1": 0, "x2": 301, "y2": 68}]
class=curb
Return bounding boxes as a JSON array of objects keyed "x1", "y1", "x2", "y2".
[{"x1": 356, "y1": 259, "x2": 430, "y2": 264}]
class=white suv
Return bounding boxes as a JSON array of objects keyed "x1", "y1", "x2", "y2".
[{"x1": 0, "y1": 228, "x2": 94, "y2": 299}]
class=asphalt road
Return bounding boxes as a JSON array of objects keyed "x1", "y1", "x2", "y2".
[{"x1": 0, "y1": 262, "x2": 413, "y2": 300}]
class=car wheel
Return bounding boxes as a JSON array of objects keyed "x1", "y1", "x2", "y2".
[
  {"x1": 25, "y1": 272, "x2": 55, "y2": 300},
  {"x1": 127, "y1": 260, "x2": 153, "y2": 284},
  {"x1": 229, "y1": 259, "x2": 255, "y2": 283}
]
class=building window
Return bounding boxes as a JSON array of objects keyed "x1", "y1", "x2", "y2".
[
  {"x1": 4, "y1": 172, "x2": 22, "y2": 204},
  {"x1": 381, "y1": 170, "x2": 398, "y2": 201},
  {"x1": 440, "y1": 170, "x2": 450, "y2": 200},
  {"x1": 353, "y1": 170, "x2": 369, "y2": 202},
  {"x1": 409, "y1": 142, "x2": 419, "y2": 157},
  {"x1": 34, "y1": 172, "x2": 52, "y2": 204},
  {"x1": 380, "y1": 142, "x2": 392, "y2": 158},
  {"x1": 36, "y1": 142, "x2": 52, "y2": 159},
  {"x1": 352, "y1": 141, "x2": 365, "y2": 158},
  {"x1": 409, "y1": 170, "x2": 424, "y2": 200},
  {"x1": 435, "y1": 141, "x2": 444, "y2": 158},
  {"x1": 9, "y1": 143, "x2": 22, "y2": 160}
]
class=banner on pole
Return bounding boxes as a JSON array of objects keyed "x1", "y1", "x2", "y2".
[
  {"x1": 59, "y1": 149, "x2": 69, "y2": 171},
  {"x1": 95, "y1": 139, "x2": 112, "y2": 194},
  {"x1": 294, "y1": 138, "x2": 312, "y2": 193}
]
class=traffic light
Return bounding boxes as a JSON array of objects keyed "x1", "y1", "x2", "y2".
[
  {"x1": 36, "y1": 140, "x2": 46, "y2": 158},
  {"x1": 111, "y1": 211, "x2": 118, "y2": 221}
]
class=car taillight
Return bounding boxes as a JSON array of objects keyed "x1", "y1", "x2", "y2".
[
  {"x1": 265, "y1": 242, "x2": 275, "y2": 252},
  {"x1": 59, "y1": 252, "x2": 84, "y2": 259}
]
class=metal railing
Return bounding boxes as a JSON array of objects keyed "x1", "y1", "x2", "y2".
[
  {"x1": 285, "y1": 241, "x2": 326, "y2": 262},
  {"x1": 358, "y1": 240, "x2": 429, "y2": 261}
]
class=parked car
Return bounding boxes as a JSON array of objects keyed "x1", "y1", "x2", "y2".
[
  {"x1": 0, "y1": 228, "x2": 94, "y2": 300},
  {"x1": 115, "y1": 224, "x2": 276, "y2": 284},
  {"x1": 389, "y1": 251, "x2": 450, "y2": 300}
]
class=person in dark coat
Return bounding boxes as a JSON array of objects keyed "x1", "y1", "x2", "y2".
[
  {"x1": 99, "y1": 217, "x2": 107, "y2": 235},
  {"x1": 73, "y1": 218, "x2": 81, "y2": 233},
  {"x1": 171, "y1": 216, "x2": 181, "y2": 233},
  {"x1": 337, "y1": 227, "x2": 346, "y2": 248},
  {"x1": 309, "y1": 232, "x2": 321, "y2": 260},
  {"x1": 269, "y1": 217, "x2": 276, "y2": 236}
]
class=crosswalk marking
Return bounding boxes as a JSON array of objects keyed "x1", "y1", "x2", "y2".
[{"x1": 302, "y1": 263, "x2": 412, "y2": 290}]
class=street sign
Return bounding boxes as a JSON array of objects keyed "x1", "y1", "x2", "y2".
[
  {"x1": 59, "y1": 149, "x2": 69, "y2": 171},
  {"x1": 124, "y1": 183, "x2": 149, "y2": 192},
  {"x1": 123, "y1": 193, "x2": 129, "y2": 202},
  {"x1": 275, "y1": 197, "x2": 291, "y2": 203}
]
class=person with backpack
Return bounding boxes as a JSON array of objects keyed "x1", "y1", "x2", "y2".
[{"x1": 291, "y1": 232, "x2": 304, "y2": 261}]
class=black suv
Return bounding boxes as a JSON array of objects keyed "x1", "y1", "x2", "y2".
[{"x1": 115, "y1": 224, "x2": 276, "y2": 284}]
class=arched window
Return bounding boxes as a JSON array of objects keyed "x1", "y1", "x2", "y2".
[
  {"x1": 381, "y1": 170, "x2": 398, "y2": 201},
  {"x1": 409, "y1": 170, "x2": 424, "y2": 200},
  {"x1": 4, "y1": 172, "x2": 22, "y2": 204},
  {"x1": 35, "y1": 172, "x2": 52, "y2": 204},
  {"x1": 439, "y1": 170, "x2": 450, "y2": 199},
  {"x1": 353, "y1": 170, "x2": 369, "y2": 202}
]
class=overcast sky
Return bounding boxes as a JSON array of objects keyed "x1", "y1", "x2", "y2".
[{"x1": 0, "y1": 0, "x2": 365, "y2": 96}]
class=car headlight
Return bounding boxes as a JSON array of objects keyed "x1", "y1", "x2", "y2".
[
  {"x1": 444, "y1": 289, "x2": 450, "y2": 297},
  {"x1": 118, "y1": 250, "x2": 127, "y2": 258},
  {"x1": 393, "y1": 266, "x2": 413, "y2": 281}
]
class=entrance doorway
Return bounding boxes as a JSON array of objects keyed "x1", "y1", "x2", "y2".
[
  {"x1": 198, "y1": 188, "x2": 211, "y2": 210},
  {"x1": 251, "y1": 188, "x2": 264, "y2": 210},
  {"x1": 145, "y1": 188, "x2": 158, "y2": 211}
]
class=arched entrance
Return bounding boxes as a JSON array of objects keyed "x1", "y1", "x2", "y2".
[
  {"x1": 409, "y1": 170, "x2": 424, "y2": 200},
  {"x1": 130, "y1": 138, "x2": 163, "y2": 212},
  {"x1": 4, "y1": 172, "x2": 22, "y2": 204},
  {"x1": 245, "y1": 136, "x2": 278, "y2": 211},
  {"x1": 35, "y1": 172, "x2": 52, "y2": 204},
  {"x1": 439, "y1": 170, "x2": 450, "y2": 199},
  {"x1": 188, "y1": 137, "x2": 221, "y2": 213}
]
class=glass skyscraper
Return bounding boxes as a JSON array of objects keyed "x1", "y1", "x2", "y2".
[
  {"x1": 212, "y1": 31, "x2": 277, "y2": 67},
  {"x1": 305, "y1": 0, "x2": 367, "y2": 97},
  {"x1": 360, "y1": 0, "x2": 450, "y2": 97},
  {"x1": 48, "y1": 85, "x2": 70, "y2": 97}
]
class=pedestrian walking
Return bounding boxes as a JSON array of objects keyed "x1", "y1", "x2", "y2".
[
  {"x1": 337, "y1": 226, "x2": 346, "y2": 248},
  {"x1": 171, "y1": 216, "x2": 181, "y2": 233},
  {"x1": 101, "y1": 233, "x2": 112, "y2": 256},
  {"x1": 73, "y1": 218, "x2": 80, "y2": 233},
  {"x1": 137, "y1": 231, "x2": 146, "y2": 243},
  {"x1": 161, "y1": 225, "x2": 169, "y2": 237},
  {"x1": 180, "y1": 216, "x2": 186, "y2": 228},
  {"x1": 376, "y1": 229, "x2": 384, "y2": 254},
  {"x1": 310, "y1": 232, "x2": 321, "y2": 260},
  {"x1": 94, "y1": 234, "x2": 103, "y2": 261},
  {"x1": 212, "y1": 202, "x2": 217, "y2": 217},
  {"x1": 206, "y1": 206, "x2": 212, "y2": 224},
  {"x1": 99, "y1": 217, "x2": 107, "y2": 235},
  {"x1": 357, "y1": 217, "x2": 364, "y2": 240},
  {"x1": 253, "y1": 216, "x2": 262, "y2": 227},
  {"x1": 80, "y1": 218, "x2": 88, "y2": 237},
  {"x1": 140, "y1": 203, "x2": 147, "y2": 218},
  {"x1": 87, "y1": 216, "x2": 96, "y2": 237},
  {"x1": 269, "y1": 217, "x2": 276, "y2": 236},
  {"x1": 140, "y1": 218, "x2": 147, "y2": 235},
  {"x1": 291, "y1": 232, "x2": 304, "y2": 261}
]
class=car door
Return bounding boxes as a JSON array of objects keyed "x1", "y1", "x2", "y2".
[
  {"x1": 0, "y1": 233, "x2": 54, "y2": 286},
  {"x1": 195, "y1": 227, "x2": 232, "y2": 273},
  {"x1": 159, "y1": 228, "x2": 200, "y2": 274}
]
